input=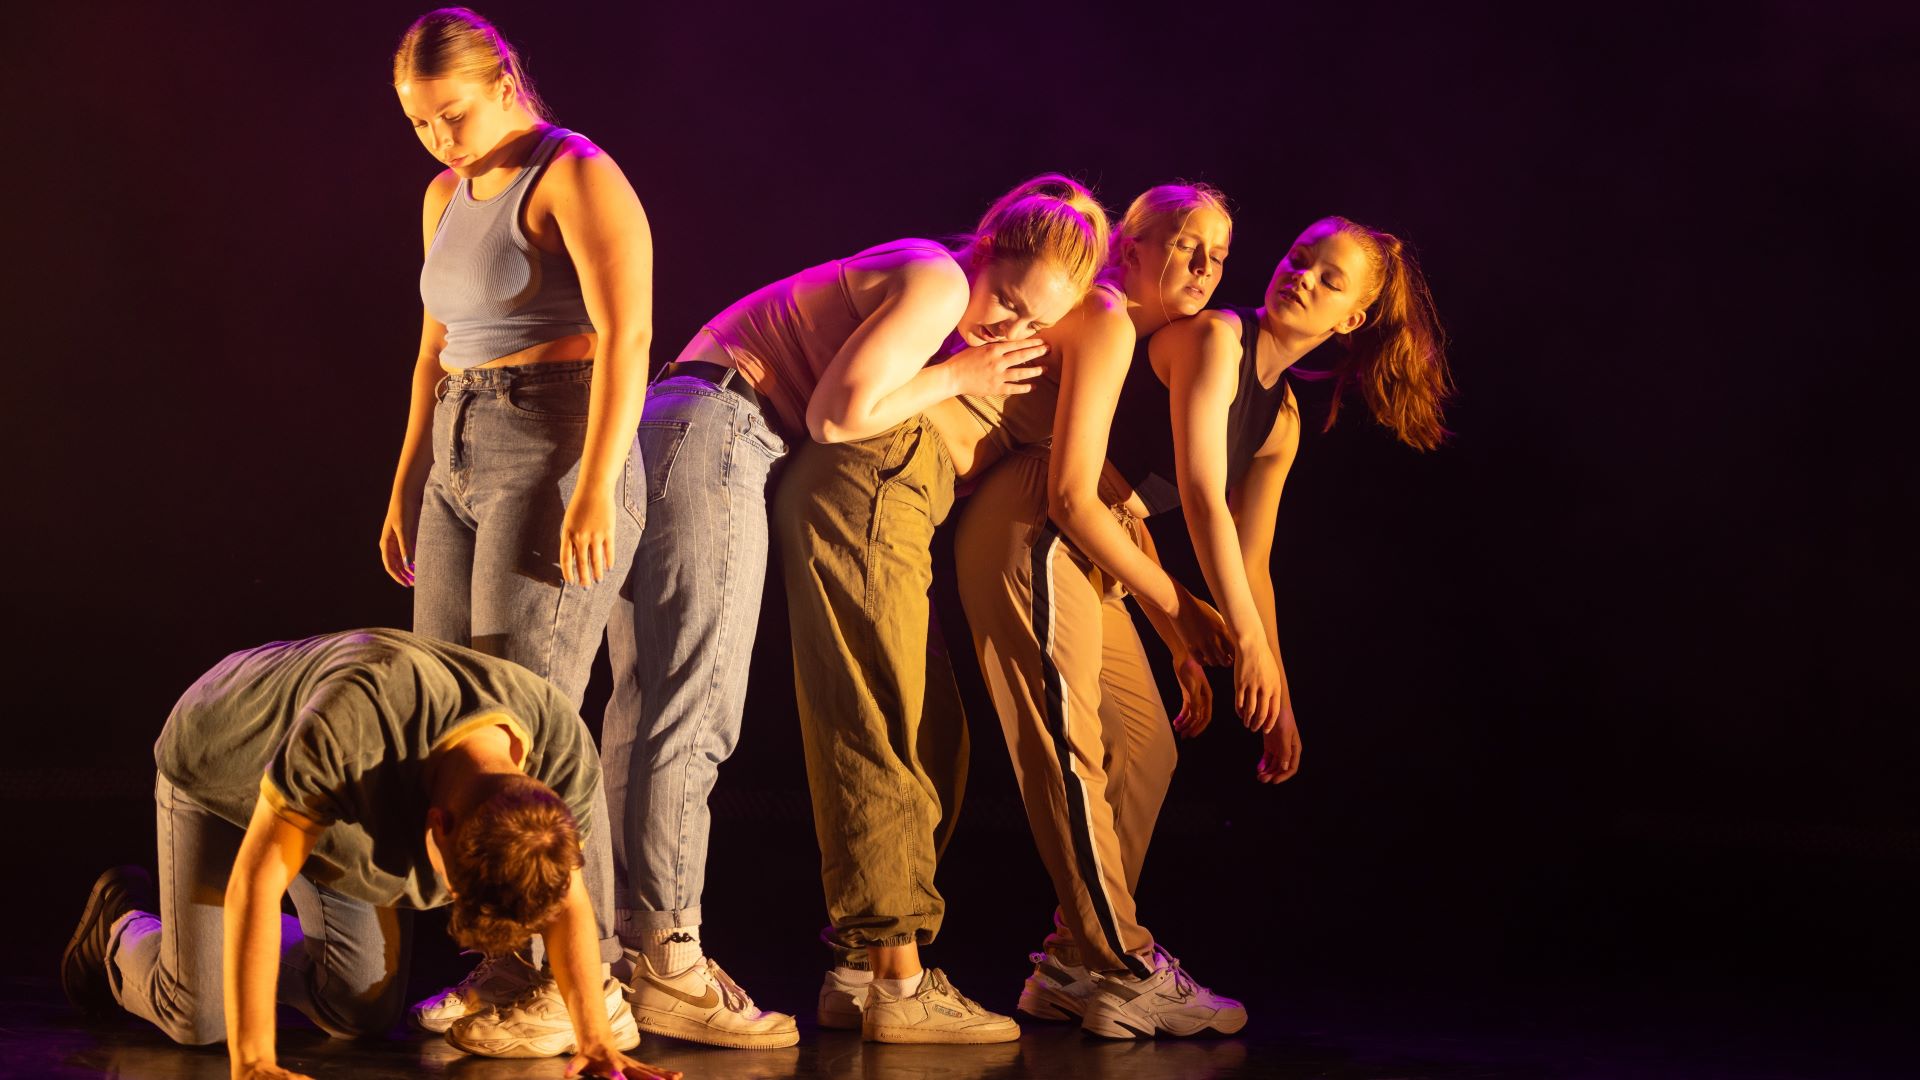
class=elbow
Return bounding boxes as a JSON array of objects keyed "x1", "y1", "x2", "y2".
[
  {"x1": 807, "y1": 399, "x2": 862, "y2": 444},
  {"x1": 1048, "y1": 485, "x2": 1097, "y2": 529},
  {"x1": 809, "y1": 416, "x2": 854, "y2": 444}
]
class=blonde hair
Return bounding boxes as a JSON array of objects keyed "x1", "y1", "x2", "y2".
[
  {"x1": 393, "y1": 8, "x2": 553, "y2": 122},
  {"x1": 957, "y1": 174, "x2": 1111, "y2": 298},
  {"x1": 1102, "y1": 182, "x2": 1234, "y2": 285}
]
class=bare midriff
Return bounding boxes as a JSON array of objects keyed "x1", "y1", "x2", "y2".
[
  {"x1": 925, "y1": 398, "x2": 1001, "y2": 482},
  {"x1": 451, "y1": 332, "x2": 599, "y2": 372}
]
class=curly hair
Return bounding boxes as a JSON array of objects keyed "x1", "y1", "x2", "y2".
[{"x1": 443, "y1": 773, "x2": 582, "y2": 956}]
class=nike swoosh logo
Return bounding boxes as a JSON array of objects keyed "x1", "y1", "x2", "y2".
[{"x1": 642, "y1": 975, "x2": 720, "y2": 1010}]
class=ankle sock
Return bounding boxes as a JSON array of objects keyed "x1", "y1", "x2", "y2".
[
  {"x1": 644, "y1": 926, "x2": 703, "y2": 976},
  {"x1": 832, "y1": 965, "x2": 874, "y2": 986},
  {"x1": 873, "y1": 971, "x2": 925, "y2": 999}
]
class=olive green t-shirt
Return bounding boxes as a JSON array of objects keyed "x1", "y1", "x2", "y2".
[{"x1": 153, "y1": 628, "x2": 599, "y2": 910}]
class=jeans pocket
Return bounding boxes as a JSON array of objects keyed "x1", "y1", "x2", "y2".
[
  {"x1": 738, "y1": 410, "x2": 788, "y2": 462},
  {"x1": 622, "y1": 444, "x2": 647, "y2": 531},
  {"x1": 504, "y1": 380, "x2": 591, "y2": 421},
  {"x1": 636, "y1": 420, "x2": 690, "y2": 504}
]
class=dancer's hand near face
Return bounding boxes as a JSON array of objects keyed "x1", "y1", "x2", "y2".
[
  {"x1": 1170, "y1": 652, "x2": 1214, "y2": 737},
  {"x1": 941, "y1": 337, "x2": 1048, "y2": 397},
  {"x1": 1256, "y1": 699, "x2": 1301, "y2": 783}
]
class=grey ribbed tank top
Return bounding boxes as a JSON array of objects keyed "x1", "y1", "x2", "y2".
[{"x1": 421, "y1": 125, "x2": 596, "y2": 369}]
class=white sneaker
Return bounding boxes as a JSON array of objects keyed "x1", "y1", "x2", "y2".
[
  {"x1": 409, "y1": 950, "x2": 545, "y2": 1033},
  {"x1": 862, "y1": 968, "x2": 1020, "y2": 1044},
  {"x1": 1017, "y1": 950, "x2": 1094, "y2": 1021},
  {"x1": 445, "y1": 974, "x2": 641, "y2": 1057},
  {"x1": 817, "y1": 967, "x2": 869, "y2": 1030},
  {"x1": 626, "y1": 950, "x2": 799, "y2": 1049},
  {"x1": 1081, "y1": 946, "x2": 1247, "y2": 1039}
]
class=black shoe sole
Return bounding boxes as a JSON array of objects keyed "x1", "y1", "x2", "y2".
[{"x1": 62, "y1": 867, "x2": 153, "y2": 1013}]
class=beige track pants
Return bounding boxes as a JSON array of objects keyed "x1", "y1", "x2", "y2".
[{"x1": 954, "y1": 449, "x2": 1175, "y2": 977}]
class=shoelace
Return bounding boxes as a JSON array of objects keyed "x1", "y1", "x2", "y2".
[
  {"x1": 705, "y1": 960, "x2": 753, "y2": 1013},
  {"x1": 925, "y1": 969, "x2": 984, "y2": 1013},
  {"x1": 1150, "y1": 946, "x2": 1197, "y2": 999}
]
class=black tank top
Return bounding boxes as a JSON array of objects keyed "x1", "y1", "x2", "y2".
[{"x1": 1107, "y1": 307, "x2": 1291, "y2": 516}]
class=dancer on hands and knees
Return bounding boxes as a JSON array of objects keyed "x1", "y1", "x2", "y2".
[
  {"x1": 378, "y1": 7, "x2": 652, "y2": 1040},
  {"x1": 768, "y1": 176, "x2": 1109, "y2": 1044},
  {"x1": 62, "y1": 629, "x2": 678, "y2": 1080}
]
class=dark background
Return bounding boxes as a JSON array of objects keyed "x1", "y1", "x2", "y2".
[{"x1": 6, "y1": 0, "x2": 1915, "y2": 1030}]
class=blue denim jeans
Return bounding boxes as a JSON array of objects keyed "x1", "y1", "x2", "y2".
[
  {"x1": 413, "y1": 359, "x2": 644, "y2": 707},
  {"x1": 108, "y1": 775, "x2": 416, "y2": 1044},
  {"x1": 412, "y1": 359, "x2": 636, "y2": 962},
  {"x1": 604, "y1": 374, "x2": 787, "y2": 938}
]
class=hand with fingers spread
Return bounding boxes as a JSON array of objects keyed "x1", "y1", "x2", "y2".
[
  {"x1": 1169, "y1": 652, "x2": 1214, "y2": 738},
  {"x1": 559, "y1": 485, "x2": 620, "y2": 587},
  {"x1": 233, "y1": 1060, "x2": 315, "y2": 1080},
  {"x1": 379, "y1": 493, "x2": 422, "y2": 587},
  {"x1": 1232, "y1": 637, "x2": 1286, "y2": 734},
  {"x1": 565, "y1": 1045, "x2": 681, "y2": 1080},
  {"x1": 1170, "y1": 587, "x2": 1233, "y2": 667},
  {"x1": 1256, "y1": 698, "x2": 1302, "y2": 783},
  {"x1": 942, "y1": 337, "x2": 1048, "y2": 398}
]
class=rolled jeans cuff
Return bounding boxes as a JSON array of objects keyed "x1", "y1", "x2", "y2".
[{"x1": 615, "y1": 905, "x2": 703, "y2": 941}]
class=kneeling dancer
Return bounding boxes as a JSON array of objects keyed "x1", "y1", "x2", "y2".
[{"x1": 62, "y1": 628, "x2": 679, "y2": 1080}]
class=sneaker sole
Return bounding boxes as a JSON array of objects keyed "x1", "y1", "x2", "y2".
[
  {"x1": 632, "y1": 1008, "x2": 800, "y2": 1049},
  {"x1": 448, "y1": 1010, "x2": 642, "y2": 1057},
  {"x1": 1082, "y1": 1006, "x2": 1248, "y2": 1039},
  {"x1": 864, "y1": 1021, "x2": 1022, "y2": 1044},
  {"x1": 409, "y1": 1007, "x2": 461, "y2": 1034},
  {"x1": 1016, "y1": 986, "x2": 1083, "y2": 1022},
  {"x1": 62, "y1": 870, "x2": 148, "y2": 1013}
]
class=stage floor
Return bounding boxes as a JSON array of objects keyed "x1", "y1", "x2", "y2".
[{"x1": 8, "y1": 972, "x2": 1908, "y2": 1080}]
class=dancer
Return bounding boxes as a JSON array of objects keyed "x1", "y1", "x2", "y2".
[
  {"x1": 771, "y1": 175, "x2": 1110, "y2": 1044},
  {"x1": 378, "y1": 7, "x2": 651, "y2": 1041},
  {"x1": 956, "y1": 192, "x2": 1452, "y2": 1038},
  {"x1": 603, "y1": 174, "x2": 1090, "y2": 1046},
  {"x1": 60, "y1": 629, "x2": 679, "y2": 1080}
]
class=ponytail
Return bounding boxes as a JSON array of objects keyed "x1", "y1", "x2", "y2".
[{"x1": 1317, "y1": 217, "x2": 1453, "y2": 451}]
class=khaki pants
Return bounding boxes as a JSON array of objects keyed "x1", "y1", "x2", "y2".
[
  {"x1": 954, "y1": 450, "x2": 1174, "y2": 977},
  {"x1": 774, "y1": 416, "x2": 969, "y2": 959}
]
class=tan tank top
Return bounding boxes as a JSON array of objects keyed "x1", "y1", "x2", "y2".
[
  {"x1": 701, "y1": 239, "x2": 954, "y2": 437},
  {"x1": 945, "y1": 282, "x2": 1125, "y2": 459}
]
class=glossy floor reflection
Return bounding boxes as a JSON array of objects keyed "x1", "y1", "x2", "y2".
[{"x1": 13, "y1": 973, "x2": 1910, "y2": 1080}]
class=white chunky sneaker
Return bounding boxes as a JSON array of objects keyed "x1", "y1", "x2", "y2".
[
  {"x1": 626, "y1": 950, "x2": 799, "y2": 1049},
  {"x1": 445, "y1": 974, "x2": 641, "y2": 1057},
  {"x1": 1017, "y1": 950, "x2": 1095, "y2": 1021},
  {"x1": 1081, "y1": 946, "x2": 1247, "y2": 1039},
  {"x1": 409, "y1": 950, "x2": 546, "y2": 1033},
  {"x1": 862, "y1": 968, "x2": 1021, "y2": 1044},
  {"x1": 817, "y1": 967, "x2": 870, "y2": 1030}
]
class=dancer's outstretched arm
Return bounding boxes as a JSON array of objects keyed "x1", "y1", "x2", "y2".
[
  {"x1": 538, "y1": 872, "x2": 681, "y2": 1080},
  {"x1": 223, "y1": 797, "x2": 320, "y2": 1080}
]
